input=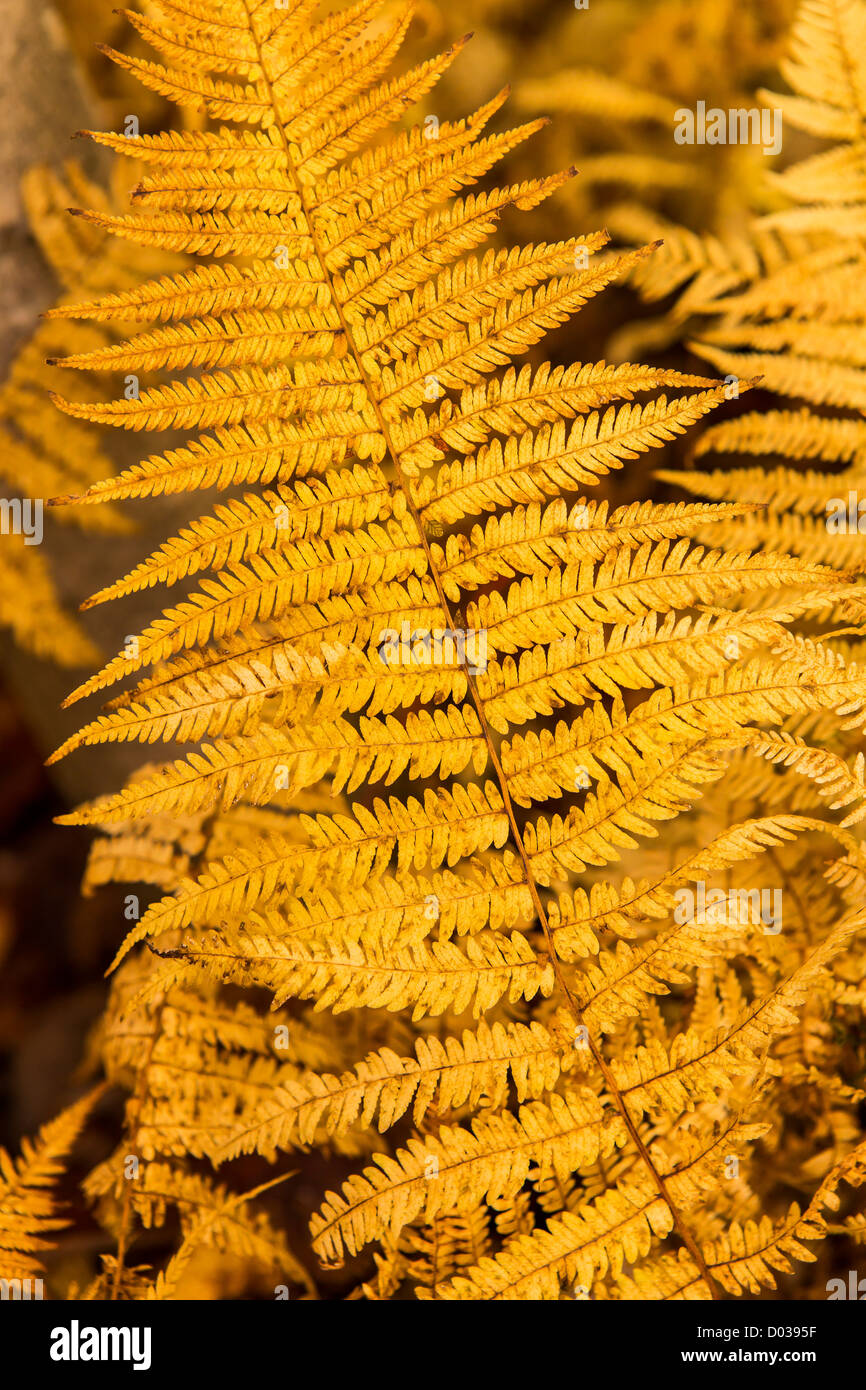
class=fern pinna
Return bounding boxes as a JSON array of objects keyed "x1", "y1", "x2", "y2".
[{"x1": 42, "y1": 0, "x2": 866, "y2": 1300}]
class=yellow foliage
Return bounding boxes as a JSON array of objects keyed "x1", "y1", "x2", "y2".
[{"x1": 14, "y1": 0, "x2": 866, "y2": 1301}]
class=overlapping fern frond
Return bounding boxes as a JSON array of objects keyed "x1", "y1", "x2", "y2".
[
  {"x1": 0, "y1": 1089, "x2": 102, "y2": 1290},
  {"x1": 39, "y1": 0, "x2": 866, "y2": 1299},
  {"x1": 512, "y1": 0, "x2": 798, "y2": 233},
  {"x1": 0, "y1": 165, "x2": 131, "y2": 666},
  {"x1": 612, "y1": 0, "x2": 866, "y2": 564}
]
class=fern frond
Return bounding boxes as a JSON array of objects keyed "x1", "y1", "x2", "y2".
[
  {"x1": 221, "y1": 1020, "x2": 570, "y2": 1159},
  {"x1": 429, "y1": 1122, "x2": 765, "y2": 1299},
  {"x1": 310, "y1": 1087, "x2": 625, "y2": 1265},
  {"x1": 44, "y1": 0, "x2": 866, "y2": 1303},
  {"x1": 0, "y1": 1089, "x2": 102, "y2": 1284}
]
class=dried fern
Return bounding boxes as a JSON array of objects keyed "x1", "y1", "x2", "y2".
[
  {"x1": 0, "y1": 1089, "x2": 102, "y2": 1293},
  {"x1": 32, "y1": 0, "x2": 866, "y2": 1300}
]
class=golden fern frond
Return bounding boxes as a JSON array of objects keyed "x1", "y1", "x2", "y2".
[
  {"x1": 758, "y1": 0, "x2": 866, "y2": 229},
  {"x1": 81, "y1": 466, "x2": 393, "y2": 607},
  {"x1": 0, "y1": 1089, "x2": 102, "y2": 1286},
  {"x1": 613, "y1": 1139, "x2": 866, "y2": 1298},
  {"x1": 0, "y1": 539, "x2": 99, "y2": 668},
  {"x1": 550, "y1": 812, "x2": 830, "y2": 951},
  {"x1": 0, "y1": 162, "x2": 146, "y2": 664},
  {"x1": 745, "y1": 729, "x2": 866, "y2": 824},
  {"x1": 141, "y1": 1174, "x2": 293, "y2": 1301},
  {"x1": 621, "y1": 0, "x2": 866, "y2": 581},
  {"x1": 3, "y1": 161, "x2": 166, "y2": 516},
  {"x1": 43, "y1": 0, "x2": 866, "y2": 1303},
  {"x1": 429, "y1": 1121, "x2": 766, "y2": 1299},
  {"x1": 610, "y1": 910, "x2": 866, "y2": 1118},
  {"x1": 310, "y1": 1086, "x2": 626, "y2": 1265},
  {"x1": 222, "y1": 1019, "x2": 572, "y2": 1158},
  {"x1": 93, "y1": 1158, "x2": 307, "y2": 1282},
  {"x1": 155, "y1": 918, "x2": 555, "y2": 1019}
]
